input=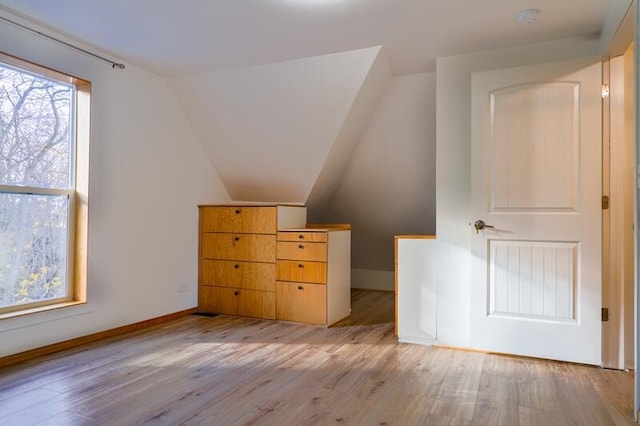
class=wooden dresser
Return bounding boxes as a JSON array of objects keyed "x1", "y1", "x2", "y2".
[
  {"x1": 276, "y1": 227, "x2": 351, "y2": 326},
  {"x1": 198, "y1": 204, "x2": 306, "y2": 320},
  {"x1": 198, "y1": 204, "x2": 350, "y2": 325}
]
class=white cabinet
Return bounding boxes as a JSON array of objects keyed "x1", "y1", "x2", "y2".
[{"x1": 395, "y1": 236, "x2": 437, "y2": 345}]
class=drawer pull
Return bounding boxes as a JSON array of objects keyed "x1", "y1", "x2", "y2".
[
  {"x1": 234, "y1": 264, "x2": 240, "y2": 269},
  {"x1": 234, "y1": 290, "x2": 239, "y2": 296},
  {"x1": 298, "y1": 244, "x2": 304, "y2": 249},
  {"x1": 297, "y1": 286, "x2": 304, "y2": 290},
  {"x1": 297, "y1": 264, "x2": 304, "y2": 268},
  {"x1": 298, "y1": 235, "x2": 304, "y2": 239},
  {"x1": 234, "y1": 237, "x2": 240, "y2": 241},
  {"x1": 235, "y1": 209, "x2": 240, "y2": 214}
]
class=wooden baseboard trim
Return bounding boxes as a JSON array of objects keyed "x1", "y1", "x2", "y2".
[
  {"x1": 433, "y1": 345, "x2": 489, "y2": 354},
  {"x1": 0, "y1": 307, "x2": 198, "y2": 368}
]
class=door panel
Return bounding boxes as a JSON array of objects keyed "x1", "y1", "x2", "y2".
[
  {"x1": 491, "y1": 83, "x2": 579, "y2": 212},
  {"x1": 470, "y1": 58, "x2": 602, "y2": 365},
  {"x1": 489, "y1": 240, "x2": 576, "y2": 320}
]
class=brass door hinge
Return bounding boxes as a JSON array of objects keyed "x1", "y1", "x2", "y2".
[
  {"x1": 602, "y1": 195, "x2": 609, "y2": 210},
  {"x1": 602, "y1": 307, "x2": 609, "y2": 322}
]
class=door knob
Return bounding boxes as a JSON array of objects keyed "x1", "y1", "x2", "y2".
[{"x1": 474, "y1": 220, "x2": 494, "y2": 234}]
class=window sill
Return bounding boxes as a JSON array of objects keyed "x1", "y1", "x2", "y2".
[{"x1": 0, "y1": 301, "x2": 87, "y2": 321}]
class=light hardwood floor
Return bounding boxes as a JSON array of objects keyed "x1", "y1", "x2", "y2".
[{"x1": 0, "y1": 290, "x2": 635, "y2": 425}]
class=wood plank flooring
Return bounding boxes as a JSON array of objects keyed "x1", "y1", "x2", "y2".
[{"x1": 0, "y1": 290, "x2": 634, "y2": 425}]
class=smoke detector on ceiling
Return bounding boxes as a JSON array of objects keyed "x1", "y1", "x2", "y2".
[{"x1": 516, "y1": 8, "x2": 540, "y2": 24}]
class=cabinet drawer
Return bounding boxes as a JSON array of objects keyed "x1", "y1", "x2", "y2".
[
  {"x1": 276, "y1": 241, "x2": 327, "y2": 262},
  {"x1": 277, "y1": 260, "x2": 326, "y2": 284},
  {"x1": 200, "y1": 286, "x2": 275, "y2": 319},
  {"x1": 201, "y1": 207, "x2": 277, "y2": 234},
  {"x1": 277, "y1": 231, "x2": 327, "y2": 243},
  {"x1": 202, "y1": 233, "x2": 276, "y2": 262},
  {"x1": 201, "y1": 260, "x2": 275, "y2": 291},
  {"x1": 276, "y1": 281, "x2": 326, "y2": 325}
]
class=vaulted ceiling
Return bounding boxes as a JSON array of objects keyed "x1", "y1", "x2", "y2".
[
  {"x1": 168, "y1": 45, "x2": 390, "y2": 203},
  {"x1": 0, "y1": 0, "x2": 612, "y2": 77},
  {"x1": 0, "y1": 0, "x2": 620, "y2": 273}
]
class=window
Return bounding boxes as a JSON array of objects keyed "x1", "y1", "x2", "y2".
[{"x1": 0, "y1": 53, "x2": 89, "y2": 317}]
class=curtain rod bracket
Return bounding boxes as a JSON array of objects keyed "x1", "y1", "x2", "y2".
[{"x1": 0, "y1": 14, "x2": 126, "y2": 70}]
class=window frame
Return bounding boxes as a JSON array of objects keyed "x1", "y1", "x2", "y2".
[{"x1": 0, "y1": 51, "x2": 90, "y2": 318}]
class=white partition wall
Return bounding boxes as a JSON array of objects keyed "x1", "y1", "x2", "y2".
[{"x1": 395, "y1": 236, "x2": 437, "y2": 345}]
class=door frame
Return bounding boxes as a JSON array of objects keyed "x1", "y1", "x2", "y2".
[
  {"x1": 601, "y1": 2, "x2": 637, "y2": 420},
  {"x1": 602, "y1": 14, "x2": 635, "y2": 371}
]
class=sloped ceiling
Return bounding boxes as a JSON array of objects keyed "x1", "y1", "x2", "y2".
[
  {"x1": 169, "y1": 46, "x2": 390, "y2": 203},
  {"x1": 0, "y1": 1, "x2": 623, "y2": 279},
  {"x1": 0, "y1": 0, "x2": 613, "y2": 77}
]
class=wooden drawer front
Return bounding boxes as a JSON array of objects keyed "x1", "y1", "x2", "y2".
[
  {"x1": 277, "y1": 231, "x2": 327, "y2": 243},
  {"x1": 201, "y1": 260, "x2": 275, "y2": 291},
  {"x1": 277, "y1": 260, "x2": 326, "y2": 284},
  {"x1": 200, "y1": 285, "x2": 237, "y2": 315},
  {"x1": 276, "y1": 281, "x2": 326, "y2": 324},
  {"x1": 202, "y1": 233, "x2": 276, "y2": 262},
  {"x1": 200, "y1": 286, "x2": 275, "y2": 319},
  {"x1": 276, "y1": 241, "x2": 327, "y2": 262},
  {"x1": 201, "y1": 207, "x2": 277, "y2": 234}
]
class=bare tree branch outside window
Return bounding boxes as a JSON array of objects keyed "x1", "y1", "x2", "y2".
[{"x1": 0, "y1": 64, "x2": 73, "y2": 308}]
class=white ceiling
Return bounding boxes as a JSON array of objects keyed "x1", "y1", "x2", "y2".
[{"x1": 0, "y1": 0, "x2": 612, "y2": 77}]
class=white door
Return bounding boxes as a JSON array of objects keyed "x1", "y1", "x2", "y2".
[{"x1": 470, "y1": 58, "x2": 602, "y2": 365}]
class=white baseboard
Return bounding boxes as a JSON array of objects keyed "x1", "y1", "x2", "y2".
[{"x1": 351, "y1": 268, "x2": 394, "y2": 291}]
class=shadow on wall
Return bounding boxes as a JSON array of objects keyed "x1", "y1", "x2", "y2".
[{"x1": 308, "y1": 72, "x2": 437, "y2": 275}]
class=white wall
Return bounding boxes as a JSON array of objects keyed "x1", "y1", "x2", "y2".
[
  {"x1": 435, "y1": 36, "x2": 600, "y2": 348},
  {"x1": 310, "y1": 72, "x2": 436, "y2": 290},
  {"x1": 306, "y1": 47, "x2": 391, "y2": 210},
  {"x1": 169, "y1": 46, "x2": 388, "y2": 203},
  {"x1": 0, "y1": 11, "x2": 230, "y2": 357},
  {"x1": 599, "y1": 0, "x2": 634, "y2": 54}
]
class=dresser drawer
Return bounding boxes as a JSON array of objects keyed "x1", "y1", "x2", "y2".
[
  {"x1": 202, "y1": 233, "x2": 276, "y2": 262},
  {"x1": 201, "y1": 206, "x2": 277, "y2": 234},
  {"x1": 201, "y1": 260, "x2": 275, "y2": 291},
  {"x1": 276, "y1": 241, "x2": 327, "y2": 262},
  {"x1": 276, "y1": 281, "x2": 326, "y2": 324},
  {"x1": 200, "y1": 286, "x2": 275, "y2": 319},
  {"x1": 277, "y1": 231, "x2": 327, "y2": 243},
  {"x1": 277, "y1": 260, "x2": 326, "y2": 284}
]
